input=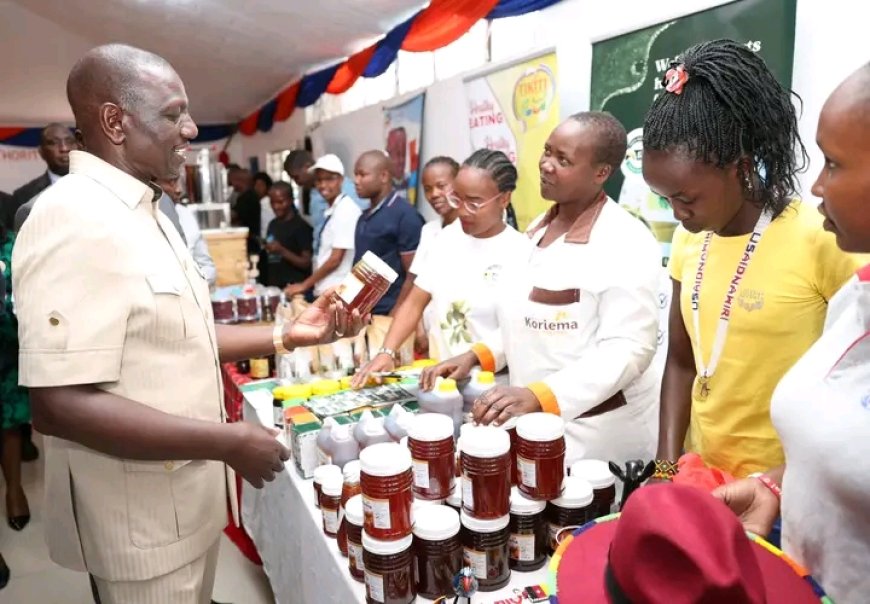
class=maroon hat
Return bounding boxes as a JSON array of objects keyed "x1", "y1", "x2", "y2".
[{"x1": 556, "y1": 483, "x2": 822, "y2": 604}]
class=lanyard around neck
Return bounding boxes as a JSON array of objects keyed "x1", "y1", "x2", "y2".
[{"x1": 691, "y1": 210, "x2": 773, "y2": 384}]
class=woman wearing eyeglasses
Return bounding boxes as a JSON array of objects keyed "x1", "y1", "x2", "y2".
[
  {"x1": 351, "y1": 149, "x2": 530, "y2": 386},
  {"x1": 420, "y1": 113, "x2": 662, "y2": 468}
]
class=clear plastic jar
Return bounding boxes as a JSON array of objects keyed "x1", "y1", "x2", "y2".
[
  {"x1": 360, "y1": 443, "x2": 414, "y2": 541},
  {"x1": 546, "y1": 477, "x2": 593, "y2": 554},
  {"x1": 508, "y1": 487, "x2": 548, "y2": 572},
  {"x1": 338, "y1": 461, "x2": 362, "y2": 557},
  {"x1": 459, "y1": 511, "x2": 511, "y2": 592},
  {"x1": 461, "y1": 426, "x2": 511, "y2": 519},
  {"x1": 334, "y1": 251, "x2": 399, "y2": 317},
  {"x1": 313, "y1": 464, "x2": 342, "y2": 510},
  {"x1": 320, "y1": 474, "x2": 343, "y2": 538},
  {"x1": 569, "y1": 459, "x2": 616, "y2": 519},
  {"x1": 363, "y1": 532, "x2": 416, "y2": 604},
  {"x1": 413, "y1": 505, "x2": 463, "y2": 599},
  {"x1": 515, "y1": 413, "x2": 566, "y2": 501},
  {"x1": 408, "y1": 413, "x2": 455, "y2": 501},
  {"x1": 345, "y1": 495, "x2": 365, "y2": 582}
]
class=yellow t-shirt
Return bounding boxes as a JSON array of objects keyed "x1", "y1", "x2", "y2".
[{"x1": 669, "y1": 201, "x2": 864, "y2": 477}]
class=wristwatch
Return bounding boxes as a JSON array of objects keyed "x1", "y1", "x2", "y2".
[{"x1": 376, "y1": 347, "x2": 396, "y2": 359}]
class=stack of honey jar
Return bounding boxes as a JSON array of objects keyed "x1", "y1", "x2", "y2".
[{"x1": 311, "y1": 409, "x2": 617, "y2": 604}]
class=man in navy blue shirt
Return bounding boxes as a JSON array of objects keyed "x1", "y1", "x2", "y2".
[{"x1": 353, "y1": 150, "x2": 424, "y2": 318}]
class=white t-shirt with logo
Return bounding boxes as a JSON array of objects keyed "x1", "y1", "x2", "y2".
[
  {"x1": 314, "y1": 195, "x2": 362, "y2": 296},
  {"x1": 414, "y1": 222, "x2": 529, "y2": 362},
  {"x1": 772, "y1": 268, "x2": 870, "y2": 604}
]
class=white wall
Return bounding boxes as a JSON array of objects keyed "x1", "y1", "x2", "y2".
[{"x1": 239, "y1": 0, "x2": 870, "y2": 211}]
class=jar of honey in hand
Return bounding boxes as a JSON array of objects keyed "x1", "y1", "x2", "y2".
[{"x1": 333, "y1": 251, "x2": 398, "y2": 317}]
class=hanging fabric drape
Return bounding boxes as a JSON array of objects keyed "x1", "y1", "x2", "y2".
[
  {"x1": 486, "y1": 0, "x2": 562, "y2": 19},
  {"x1": 400, "y1": 0, "x2": 500, "y2": 52}
]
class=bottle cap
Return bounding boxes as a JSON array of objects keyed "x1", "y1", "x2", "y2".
[
  {"x1": 413, "y1": 505, "x2": 460, "y2": 541},
  {"x1": 516, "y1": 412, "x2": 565, "y2": 441},
  {"x1": 569, "y1": 460, "x2": 616, "y2": 489},
  {"x1": 510, "y1": 486, "x2": 546, "y2": 515},
  {"x1": 460, "y1": 510, "x2": 510, "y2": 533},
  {"x1": 461, "y1": 425, "x2": 510, "y2": 458},
  {"x1": 551, "y1": 477, "x2": 594, "y2": 509},
  {"x1": 408, "y1": 413, "x2": 454, "y2": 442},
  {"x1": 321, "y1": 474, "x2": 343, "y2": 497},
  {"x1": 359, "y1": 442, "x2": 412, "y2": 476},
  {"x1": 477, "y1": 371, "x2": 495, "y2": 385},
  {"x1": 363, "y1": 531, "x2": 413, "y2": 555},
  {"x1": 333, "y1": 424, "x2": 354, "y2": 442},
  {"x1": 438, "y1": 378, "x2": 459, "y2": 393},
  {"x1": 313, "y1": 464, "x2": 341, "y2": 484},
  {"x1": 345, "y1": 494, "x2": 364, "y2": 526},
  {"x1": 342, "y1": 460, "x2": 361, "y2": 483},
  {"x1": 360, "y1": 251, "x2": 399, "y2": 284}
]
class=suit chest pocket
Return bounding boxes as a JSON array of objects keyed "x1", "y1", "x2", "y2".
[{"x1": 146, "y1": 274, "x2": 193, "y2": 342}]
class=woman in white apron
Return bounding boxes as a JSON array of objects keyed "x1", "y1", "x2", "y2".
[
  {"x1": 713, "y1": 64, "x2": 870, "y2": 604},
  {"x1": 421, "y1": 113, "x2": 662, "y2": 467},
  {"x1": 352, "y1": 149, "x2": 530, "y2": 385}
]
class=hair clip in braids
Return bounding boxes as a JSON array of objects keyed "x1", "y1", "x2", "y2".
[{"x1": 663, "y1": 64, "x2": 689, "y2": 95}]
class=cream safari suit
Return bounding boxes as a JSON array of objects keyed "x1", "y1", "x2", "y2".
[{"x1": 13, "y1": 151, "x2": 235, "y2": 603}]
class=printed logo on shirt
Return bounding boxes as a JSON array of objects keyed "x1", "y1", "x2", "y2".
[
  {"x1": 737, "y1": 289, "x2": 765, "y2": 312},
  {"x1": 861, "y1": 394, "x2": 870, "y2": 411},
  {"x1": 482, "y1": 263, "x2": 504, "y2": 283},
  {"x1": 524, "y1": 310, "x2": 579, "y2": 332}
]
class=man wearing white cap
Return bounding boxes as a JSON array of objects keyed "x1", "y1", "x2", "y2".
[{"x1": 285, "y1": 154, "x2": 361, "y2": 299}]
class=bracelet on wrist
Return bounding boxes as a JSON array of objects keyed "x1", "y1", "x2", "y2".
[
  {"x1": 376, "y1": 347, "x2": 396, "y2": 360},
  {"x1": 750, "y1": 473, "x2": 782, "y2": 500},
  {"x1": 654, "y1": 459, "x2": 679, "y2": 478}
]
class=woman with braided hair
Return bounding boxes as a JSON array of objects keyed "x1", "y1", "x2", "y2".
[
  {"x1": 644, "y1": 40, "x2": 864, "y2": 480},
  {"x1": 420, "y1": 113, "x2": 663, "y2": 469}
]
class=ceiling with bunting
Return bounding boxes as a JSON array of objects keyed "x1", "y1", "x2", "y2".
[
  {"x1": 0, "y1": 0, "x2": 563, "y2": 145},
  {"x1": 0, "y1": 0, "x2": 428, "y2": 124}
]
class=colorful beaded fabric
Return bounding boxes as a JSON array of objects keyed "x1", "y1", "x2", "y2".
[{"x1": 546, "y1": 514, "x2": 833, "y2": 603}]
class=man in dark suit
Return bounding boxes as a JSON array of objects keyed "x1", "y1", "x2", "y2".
[{"x1": 7, "y1": 124, "x2": 76, "y2": 230}]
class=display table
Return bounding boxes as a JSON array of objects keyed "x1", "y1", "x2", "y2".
[{"x1": 241, "y1": 389, "x2": 551, "y2": 604}]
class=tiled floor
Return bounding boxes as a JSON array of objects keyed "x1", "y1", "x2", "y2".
[{"x1": 0, "y1": 435, "x2": 274, "y2": 603}]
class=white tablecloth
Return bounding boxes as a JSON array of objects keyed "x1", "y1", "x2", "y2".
[{"x1": 242, "y1": 390, "x2": 550, "y2": 604}]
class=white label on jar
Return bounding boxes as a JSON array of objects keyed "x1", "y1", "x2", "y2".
[
  {"x1": 365, "y1": 570, "x2": 385, "y2": 603},
  {"x1": 517, "y1": 456, "x2": 537, "y2": 489},
  {"x1": 337, "y1": 273, "x2": 365, "y2": 306},
  {"x1": 363, "y1": 495, "x2": 392, "y2": 530},
  {"x1": 322, "y1": 507, "x2": 340, "y2": 534},
  {"x1": 348, "y1": 541, "x2": 364, "y2": 574},
  {"x1": 509, "y1": 532, "x2": 537, "y2": 562},
  {"x1": 462, "y1": 475, "x2": 474, "y2": 511},
  {"x1": 412, "y1": 459, "x2": 430, "y2": 489},
  {"x1": 463, "y1": 547, "x2": 489, "y2": 580},
  {"x1": 272, "y1": 406, "x2": 284, "y2": 428}
]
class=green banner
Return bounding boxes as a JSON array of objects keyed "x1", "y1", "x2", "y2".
[{"x1": 591, "y1": 0, "x2": 797, "y2": 264}]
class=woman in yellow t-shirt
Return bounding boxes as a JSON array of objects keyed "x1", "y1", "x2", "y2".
[{"x1": 642, "y1": 40, "x2": 862, "y2": 478}]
